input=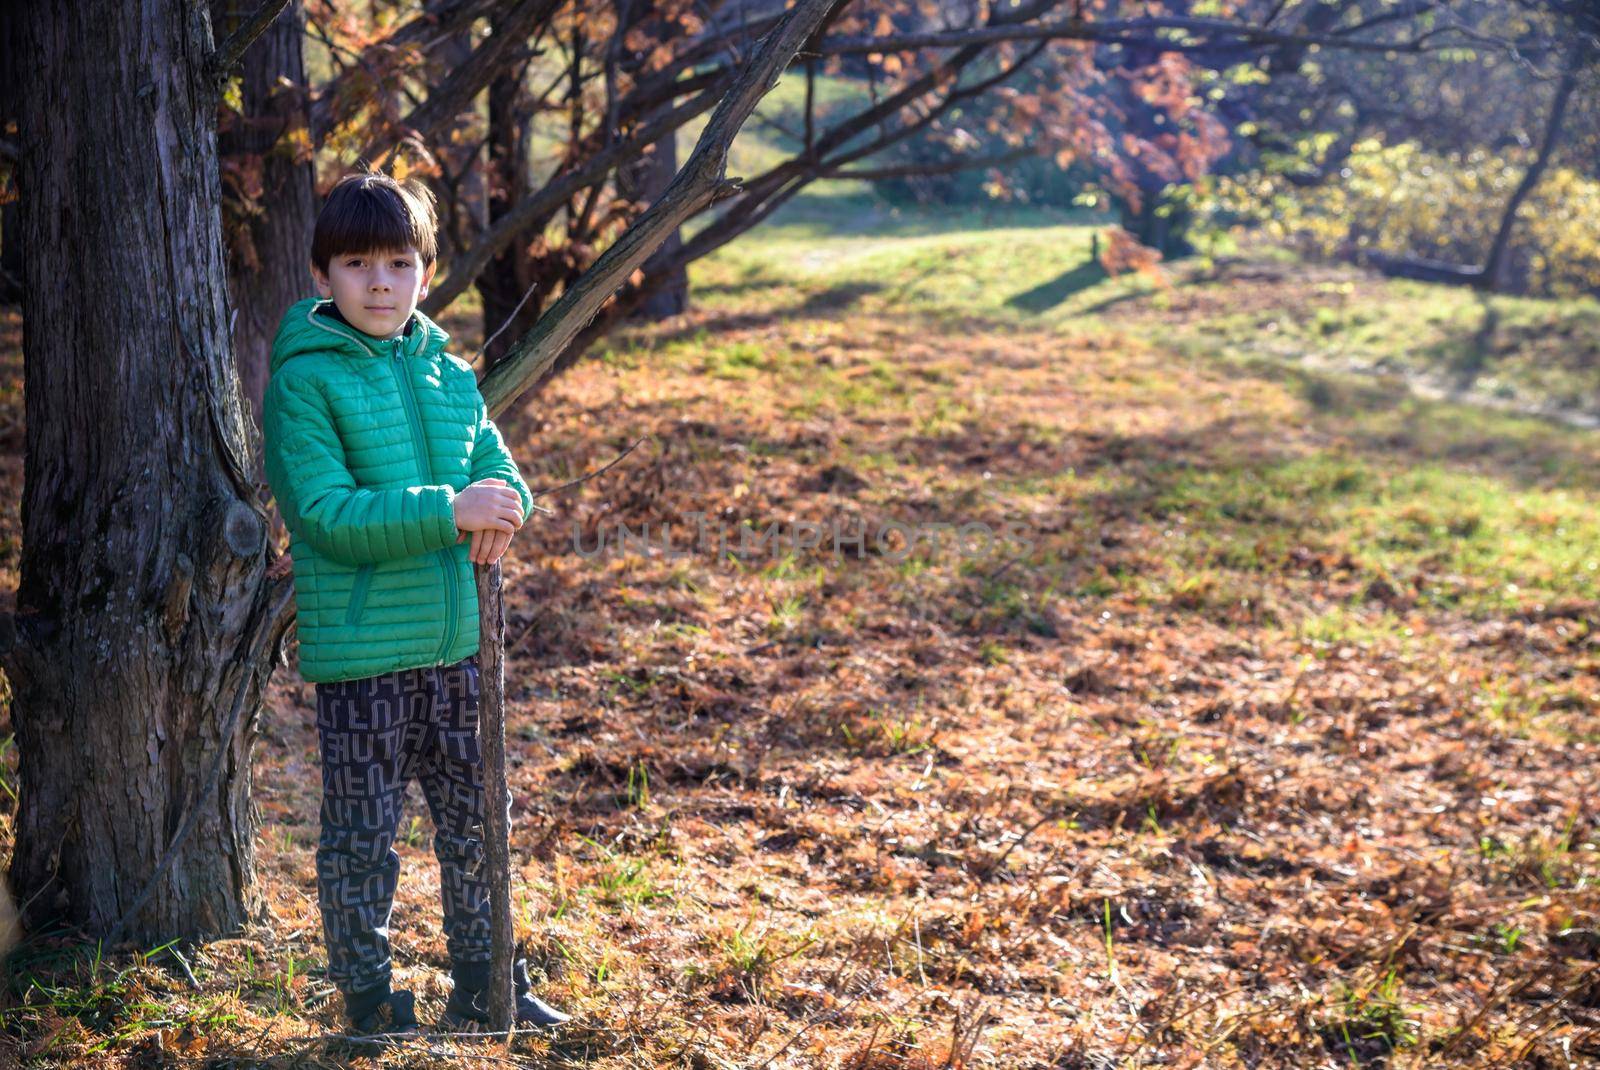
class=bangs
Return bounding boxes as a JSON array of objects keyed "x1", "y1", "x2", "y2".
[{"x1": 312, "y1": 173, "x2": 438, "y2": 272}]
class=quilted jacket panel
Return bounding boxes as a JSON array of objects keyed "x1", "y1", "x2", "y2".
[{"x1": 263, "y1": 297, "x2": 533, "y2": 683}]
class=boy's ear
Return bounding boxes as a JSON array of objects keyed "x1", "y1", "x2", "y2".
[
  {"x1": 420, "y1": 258, "x2": 437, "y2": 297},
  {"x1": 309, "y1": 261, "x2": 331, "y2": 298}
]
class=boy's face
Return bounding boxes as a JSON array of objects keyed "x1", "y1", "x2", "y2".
[{"x1": 310, "y1": 246, "x2": 437, "y2": 340}]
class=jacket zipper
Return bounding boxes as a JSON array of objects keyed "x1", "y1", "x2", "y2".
[
  {"x1": 389, "y1": 335, "x2": 458, "y2": 665},
  {"x1": 304, "y1": 305, "x2": 459, "y2": 664}
]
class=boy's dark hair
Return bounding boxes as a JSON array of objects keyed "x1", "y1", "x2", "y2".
[{"x1": 311, "y1": 171, "x2": 439, "y2": 273}]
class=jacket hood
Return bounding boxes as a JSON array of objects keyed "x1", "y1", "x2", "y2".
[{"x1": 269, "y1": 296, "x2": 451, "y2": 376}]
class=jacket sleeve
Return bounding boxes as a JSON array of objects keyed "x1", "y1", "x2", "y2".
[
  {"x1": 263, "y1": 371, "x2": 461, "y2": 566},
  {"x1": 468, "y1": 394, "x2": 533, "y2": 523}
]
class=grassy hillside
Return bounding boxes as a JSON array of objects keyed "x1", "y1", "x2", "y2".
[{"x1": 2, "y1": 191, "x2": 1600, "y2": 1067}]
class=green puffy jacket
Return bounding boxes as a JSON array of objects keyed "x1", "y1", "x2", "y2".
[{"x1": 263, "y1": 296, "x2": 533, "y2": 683}]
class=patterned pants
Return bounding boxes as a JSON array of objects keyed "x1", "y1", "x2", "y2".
[{"x1": 313, "y1": 652, "x2": 507, "y2": 995}]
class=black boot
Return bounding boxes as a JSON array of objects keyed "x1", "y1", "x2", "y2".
[
  {"x1": 339, "y1": 983, "x2": 422, "y2": 1054},
  {"x1": 439, "y1": 958, "x2": 571, "y2": 1033}
]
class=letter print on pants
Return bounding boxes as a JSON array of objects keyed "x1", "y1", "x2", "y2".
[{"x1": 313, "y1": 653, "x2": 510, "y2": 995}]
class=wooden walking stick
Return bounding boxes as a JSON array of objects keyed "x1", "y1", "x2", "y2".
[
  {"x1": 465, "y1": 440, "x2": 646, "y2": 1040},
  {"x1": 476, "y1": 559, "x2": 517, "y2": 1040}
]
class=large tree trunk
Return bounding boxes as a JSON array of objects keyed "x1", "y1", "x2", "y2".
[
  {"x1": 613, "y1": 2, "x2": 688, "y2": 322},
  {"x1": 0, "y1": 0, "x2": 291, "y2": 942},
  {"x1": 617, "y1": 130, "x2": 689, "y2": 321},
  {"x1": 215, "y1": 0, "x2": 318, "y2": 448},
  {"x1": 0, "y1": 199, "x2": 21, "y2": 305},
  {"x1": 433, "y1": 28, "x2": 492, "y2": 278},
  {"x1": 478, "y1": 52, "x2": 543, "y2": 369}
]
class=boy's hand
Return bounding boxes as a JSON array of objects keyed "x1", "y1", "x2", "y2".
[
  {"x1": 454, "y1": 477, "x2": 524, "y2": 533},
  {"x1": 454, "y1": 477, "x2": 525, "y2": 565},
  {"x1": 466, "y1": 525, "x2": 515, "y2": 565}
]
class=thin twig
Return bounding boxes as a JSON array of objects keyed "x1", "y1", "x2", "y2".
[
  {"x1": 472, "y1": 279, "x2": 544, "y2": 370},
  {"x1": 528, "y1": 434, "x2": 650, "y2": 503},
  {"x1": 756, "y1": 966, "x2": 891, "y2": 1069},
  {"x1": 164, "y1": 944, "x2": 202, "y2": 990}
]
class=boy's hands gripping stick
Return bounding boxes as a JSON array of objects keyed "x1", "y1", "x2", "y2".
[{"x1": 454, "y1": 477, "x2": 527, "y2": 565}]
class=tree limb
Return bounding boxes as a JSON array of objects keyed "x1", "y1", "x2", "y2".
[
  {"x1": 472, "y1": 0, "x2": 849, "y2": 420},
  {"x1": 356, "y1": 0, "x2": 562, "y2": 169},
  {"x1": 1480, "y1": 36, "x2": 1584, "y2": 289},
  {"x1": 479, "y1": 2, "x2": 1060, "y2": 400},
  {"x1": 817, "y1": 145, "x2": 1043, "y2": 181},
  {"x1": 423, "y1": 79, "x2": 731, "y2": 312},
  {"x1": 207, "y1": 0, "x2": 293, "y2": 86},
  {"x1": 518, "y1": 37, "x2": 1051, "y2": 395},
  {"x1": 809, "y1": 10, "x2": 1476, "y2": 58},
  {"x1": 309, "y1": 0, "x2": 499, "y2": 141}
]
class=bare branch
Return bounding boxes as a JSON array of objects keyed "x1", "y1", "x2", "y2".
[
  {"x1": 207, "y1": 0, "x2": 292, "y2": 86},
  {"x1": 357, "y1": 0, "x2": 562, "y2": 170},
  {"x1": 473, "y1": 0, "x2": 848, "y2": 420},
  {"x1": 529, "y1": 435, "x2": 648, "y2": 503},
  {"x1": 309, "y1": 0, "x2": 499, "y2": 141},
  {"x1": 808, "y1": 11, "x2": 1474, "y2": 57},
  {"x1": 471, "y1": 2, "x2": 1062, "y2": 401},
  {"x1": 522, "y1": 34, "x2": 1054, "y2": 390},
  {"x1": 810, "y1": 41, "x2": 1050, "y2": 177},
  {"x1": 817, "y1": 145, "x2": 1043, "y2": 181},
  {"x1": 423, "y1": 79, "x2": 730, "y2": 312}
]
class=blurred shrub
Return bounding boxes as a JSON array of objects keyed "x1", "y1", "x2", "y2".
[{"x1": 1179, "y1": 137, "x2": 1600, "y2": 297}]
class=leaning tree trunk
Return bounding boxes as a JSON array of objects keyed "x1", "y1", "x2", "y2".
[
  {"x1": 0, "y1": 0, "x2": 292, "y2": 942},
  {"x1": 1479, "y1": 38, "x2": 1582, "y2": 292}
]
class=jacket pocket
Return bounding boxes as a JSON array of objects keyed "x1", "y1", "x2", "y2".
[{"x1": 344, "y1": 563, "x2": 375, "y2": 626}]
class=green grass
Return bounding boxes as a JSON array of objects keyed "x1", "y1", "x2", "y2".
[
  {"x1": 575, "y1": 834, "x2": 674, "y2": 912},
  {"x1": 1138, "y1": 450, "x2": 1600, "y2": 616},
  {"x1": 1190, "y1": 278, "x2": 1600, "y2": 417},
  {"x1": 651, "y1": 189, "x2": 1600, "y2": 655},
  {"x1": 1320, "y1": 966, "x2": 1420, "y2": 1061},
  {"x1": 690, "y1": 208, "x2": 1121, "y2": 328},
  {"x1": 0, "y1": 935, "x2": 263, "y2": 1056}
]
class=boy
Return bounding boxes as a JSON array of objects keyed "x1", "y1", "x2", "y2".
[{"x1": 262, "y1": 171, "x2": 570, "y2": 1044}]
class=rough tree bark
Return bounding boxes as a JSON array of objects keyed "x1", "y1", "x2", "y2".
[
  {"x1": 478, "y1": 43, "x2": 542, "y2": 369},
  {"x1": 618, "y1": 131, "x2": 689, "y2": 322},
  {"x1": 214, "y1": 0, "x2": 319, "y2": 447},
  {"x1": 0, "y1": 0, "x2": 294, "y2": 942}
]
